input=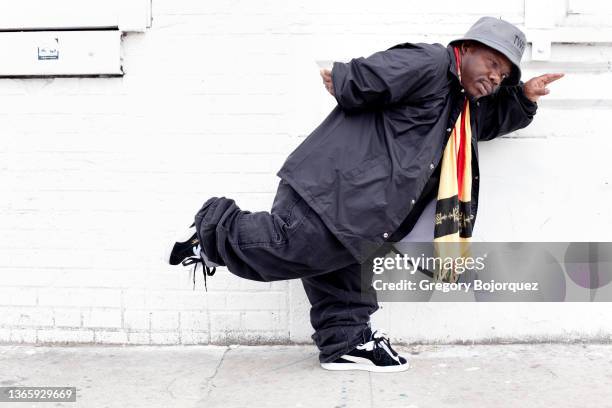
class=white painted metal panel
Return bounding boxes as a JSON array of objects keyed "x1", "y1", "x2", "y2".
[
  {"x1": 0, "y1": 31, "x2": 122, "y2": 77},
  {"x1": 525, "y1": 0, "x2": 566, "y2": 28},
  {"x1": 568, "y1": 0, "x2": 612, "y2": 14},
  {"x1": 566, "y1": 0, "x2": 612, "y2": 27},
  {"x1": 0, "y1": 0, "x2": 150, "y2": 32}
]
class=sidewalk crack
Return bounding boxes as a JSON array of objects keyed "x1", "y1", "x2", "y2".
[
  {"x1": 204, "y1": 347, "x2": 230, "y2": 399},
  {"x1": 369, "y1": 372, "x2": 374, "y2": 408},
  {"x1": 165, "y1": 375, "x2": 178, "y2": 399}
]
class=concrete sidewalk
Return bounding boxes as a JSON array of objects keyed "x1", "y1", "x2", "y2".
[{"x1": 0, "y1": 343, "x2": 610, "y2": 408}]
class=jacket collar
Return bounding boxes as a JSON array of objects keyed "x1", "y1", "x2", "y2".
[{"x1": 446, "y1": 45, "x2": 461, "y2": 83}]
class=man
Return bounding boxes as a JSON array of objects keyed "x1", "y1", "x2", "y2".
[{"x1": 167, "y1": 17, "x2": 563, "y2": 372}]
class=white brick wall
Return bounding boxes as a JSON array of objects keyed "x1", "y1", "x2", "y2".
[{"x1": 2, "y1": 1, "x2": 612, "y2": 345}]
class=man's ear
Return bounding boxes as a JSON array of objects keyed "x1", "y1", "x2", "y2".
[{"x1": 460, "y1": 41, "x2": 473, "y2": 56}]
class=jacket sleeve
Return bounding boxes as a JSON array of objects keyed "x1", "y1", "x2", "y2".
[
  {"x1": 476, "y1": 83, "x2": 538, "y2": 141},
  {"x1": 331, "y1": 45, "x2": 443, "y2": 111}
]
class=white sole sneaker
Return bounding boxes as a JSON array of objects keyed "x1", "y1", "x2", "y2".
[
  {"x1": 320, "y1": 328, "x2": 410, "y2": 373},
  {"x1": 320, "y1": 361, "x2": 410, "y2": 373}
]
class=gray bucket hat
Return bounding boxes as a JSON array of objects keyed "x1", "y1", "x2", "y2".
[{"x1": 449, "y1": 16, "x2": 526, "y2": 85}]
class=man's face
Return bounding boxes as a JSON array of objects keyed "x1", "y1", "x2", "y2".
[{"x1": 459, "y1": 41, "x2": 513, "y2": 99}]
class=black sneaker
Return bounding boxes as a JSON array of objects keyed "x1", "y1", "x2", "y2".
[
  {"x1": 167, "y1": 223, "x2": 199, "y2": 265},
  {"x1": 166, "y1": 224, "x2": 217, "y2": 291},
  {"x1": 320, "y1": 329, "x2": 409, "y2": 372}
]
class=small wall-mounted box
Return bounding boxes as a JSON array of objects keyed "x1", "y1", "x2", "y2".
[{"x1": 0, "y1": 30, "x2": 122, "y2": 77}]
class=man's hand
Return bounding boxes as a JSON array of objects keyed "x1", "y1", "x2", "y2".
[
  {"x1": 320, "y1": 68, "x2": 334, "y2": 96},
  {"x1": 523, "y1": 73, "x2": 564, "y2": 103}
]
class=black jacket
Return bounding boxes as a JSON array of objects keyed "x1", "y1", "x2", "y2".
[{"x1": 277, "y1": 42, "x2": 537, "y2": 263}]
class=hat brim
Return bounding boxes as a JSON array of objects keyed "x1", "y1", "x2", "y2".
[{"x1": 449, "y1": 38, "x2": 522, "y2": 86}]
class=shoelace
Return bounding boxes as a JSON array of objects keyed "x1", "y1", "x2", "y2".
[
  {"x1": 182, "y1": 256, "x2": 216, "y2": 292},
  {"x1": 372, "y1": 330, "x2": 400, "y2": 360}
]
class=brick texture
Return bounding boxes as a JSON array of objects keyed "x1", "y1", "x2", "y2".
[{"x1": 2, "y1": 0, "x2": 612, "y2": 346}]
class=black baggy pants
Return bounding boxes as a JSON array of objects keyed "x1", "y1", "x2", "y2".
[{"x1": 194, "y1": 179, "x2": 379, "y2": 363}]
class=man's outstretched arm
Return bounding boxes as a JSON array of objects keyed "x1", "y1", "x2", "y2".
[
  {"x1": 319, "y1": 45, "x2": 445, "y2": 112},
  {"x1": 478, "y1": 73, "x2": 564, "y2": 141}
]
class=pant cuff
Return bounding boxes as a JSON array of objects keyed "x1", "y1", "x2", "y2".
[{"x1": 318, "y1": 324, "x2": 372, "y2": 363}]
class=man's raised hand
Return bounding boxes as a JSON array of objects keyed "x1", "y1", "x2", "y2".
[
  {"x1": 320, "y1": 69, "x2": 334, "y2": 96},
  {"x1": 523, "y1": 73, "x2": 564, "y2": 103}
]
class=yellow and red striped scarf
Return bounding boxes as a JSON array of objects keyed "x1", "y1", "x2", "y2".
[{"x1": 433, "y1": 46, "x2": 474, "y2": 282}]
